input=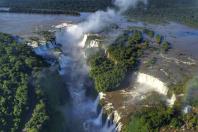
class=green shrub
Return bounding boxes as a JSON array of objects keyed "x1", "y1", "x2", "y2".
[
  {"x1": 128, "y1": 30, "x2": 143, "y2": 44},
  {"x1": 143, "y1": 29, "x2": 155, "y2": 38},
  {"x1": 161, "y1": 41, "x2": 170, "y2": 52},
  {"x1": 123, "y1": 115, "x2": 148, "y2": 132},
  {"x1": 95, "y1": 66, "x2": 126, "y2": 92},
  {"x1": 89, "y1": 30, "x2": 145, "y2": 92},
  {"x1": 124, "y1": 104, "x2": 193, "y2": 132},
  {"x1": 155, "y1": 34, "x2": 162, "y2": 44},
  {"x1": 24, "y1": 101, "x2": 49, "y2": 132}
]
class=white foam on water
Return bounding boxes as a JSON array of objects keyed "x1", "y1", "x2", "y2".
[
  {"x1": 136, "y1": 73, "x2": 168, "y2": 95},
  {"x1": 167, "y1": 94, "x2": 176, "y2": 106}
]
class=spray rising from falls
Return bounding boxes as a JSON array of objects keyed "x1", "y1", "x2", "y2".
[
  {"x1": 55, "y1": 0, "x2": 148, "y2": 132},
  {"x1": 114, "y1": 0, "x2": 148, "y2": 12},
  {"x1": 64, "y1": 0, "x2": 148, "y2": 47},
  {"x1": 58, "y1": 30, "x2": 123, "y2": 131}
]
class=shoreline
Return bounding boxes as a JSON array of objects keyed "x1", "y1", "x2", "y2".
[{"x1": 0, "y1": 7, "x2": 81, "y2": 16}]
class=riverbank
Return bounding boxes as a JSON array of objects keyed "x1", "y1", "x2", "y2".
[
  {"x1": 0, "y1": 7, "x2": 80, "y2": 15},
  {"x1": 0, "y1": 0, "x2": 112, "y2": 13},
  {"x1": 0, "y1": 12, "x2": 90, "y2": 37}
]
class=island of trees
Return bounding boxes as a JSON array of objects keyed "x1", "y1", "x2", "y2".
[{"x1": 88, "y1": 29, "x2": 170, "y2": 93}]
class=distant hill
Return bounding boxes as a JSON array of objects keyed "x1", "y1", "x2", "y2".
[
  {"x1": 147, "y1": 0, "x2": 198, "y2": 8},
  {"x1": 1, "y1": 0, "x2": 197, "y2": 12},
  {"x1": 0, "y1": 0, "x2": 112, "y2": 12}
]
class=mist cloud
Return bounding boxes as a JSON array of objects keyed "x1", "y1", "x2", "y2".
[
  {"x1": 64, "y1": 0, "x2": 148, "y2": 47},
  {"x1": 66, "y1": 9, "x2": 119, "y2": 40},
  {"x1": 114, "y1": 0, "x2": 148, "y2": 12},
  {"x1": 185, "y1": 76, "x2": 198, "y2": 106}
]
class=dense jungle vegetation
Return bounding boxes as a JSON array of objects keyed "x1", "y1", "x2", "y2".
[
  {"x1": 88, "y1": 30, "x2": 149, "y2": 92},
  {"x1": 88, "y1": 29, "x2": 170, "y2": 92},
  {"x1": 0, "y1": 0, "x2": 112, "y2": 14},
  {"x1": 127, "y1": 0, "x2": 198, "y2": 27},
  {"x1": 1, "y1": 0, "x2": 197, "y2": 27},
  {"x1": 0, "y1": 33, "x2": 67, "y2": 132},
  {"x1": 0, "y1": 33, "x2": 48, "y2": 131},
  {"x1": 123, "y1": 93, "x2": 198, "y2": 132}
]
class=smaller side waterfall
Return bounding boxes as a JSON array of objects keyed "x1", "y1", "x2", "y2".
[
  {"x1": 83, "y1": 96, "x2": 117, "y2": 132},
  {"x1": 134, "y1": 73, "x2": 176, "y2": 106},
  {"x1": 58, "y1": 54, "x2": 72, "y2": 75},
  {"x1": 79, "y1": 34, "x2": 88, "y2": 47},
  {"x1": 94, "y1": 109, "x2": 103, "y2": 126},
  {"x1": 136, "y1": 73, "x2": 168, "y2": 95},
  {"x1": 88, "y1": 40, "x2": 99, "y2": 48},
  {"x1": 79, "y1": 34, "x2": 100, "y2": 48},
  {"x1": 167, "y1": 94, "x2": 176, "y2": 106},
  {"x1": 94, "y1": 95, "x2": 100, "y2": 111}
]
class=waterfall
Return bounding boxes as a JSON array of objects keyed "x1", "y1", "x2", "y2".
[
  {"x1": 79, "y1": 34, "x2": 100, "y2": 48},
  {"x1": 58, "y1": 54, "x2": 72, "y2": 75},
  {"x1": 94, "y1": 109, "x2": 103, "y2": 126},
  {"x1": 167, "y1": 94, "x2": 176, "y2": 106},
  {"x1": 89, "y1": 40, "x2": 99, "y2": 48},
  {"x1": 34, "y1": 42, "x2": 55, "y2": 56},
  {"x1": 55, "y1": 27, "x2": 117, "y2": 132},
  {"x1": 79, "y1": 34, "x2": 88, "y2": 47},
  {"x1": 135, "y1": 73, "x2": 168, "y2": 95},
  {"x1": 94, "y1": 95, "x2": 100, "y2": 111},
  {"x1": 134, "y1": 72, "x2": 176, "y2": 106},
  {"x1": 108, "y1": 124, "x2": 116, "y2": 132},
  {"x1": 104, "y1": 117, "x2": 109, "y2": 128}
]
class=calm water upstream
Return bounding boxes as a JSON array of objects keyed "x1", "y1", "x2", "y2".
[{"x1": 0, "y1": 12, "x2": 90, "y2": 37}]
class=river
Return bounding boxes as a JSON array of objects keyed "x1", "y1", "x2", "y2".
[
  {"x1": 1, "y1": 12, "x2": 198, "y2": 57},
  {"x1": 0, "y1": 12, "x2": 90, "y2": 37},
  {"x1": 0, "y1": 12, "x2": 198, "y2": 132},
  {"x1": 0, "y1": 12, "x2": 116, "y2": 132}
]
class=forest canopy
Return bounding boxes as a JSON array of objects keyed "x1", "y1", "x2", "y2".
[
  {"x1": 0, "y1": 33, "x2": 49, "y2": 131},
  {"x1": 0, "y1": 0, "x2": 112, "y2": 12}
]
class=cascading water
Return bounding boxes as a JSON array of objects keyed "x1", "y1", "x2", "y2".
[
  {"x1": 79, "y1": 34, "x2": 88, "y2": 47},
  {"x1": 93, "y1": 109, "x2": 103, "y2": 126},
  {"x1": 133, "y1": 73, "x2": 176, "y2": 106},
  {"x1": 39, "y1": 1, "x2": 149, "y2": 131},
  {"x1": 136, "y1": 73, "x2": 169, "y2": 95},
  {"x1": 55, "y1": 25, "x2": 117, "y2": 132}
]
